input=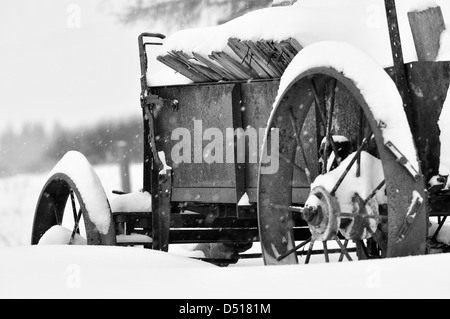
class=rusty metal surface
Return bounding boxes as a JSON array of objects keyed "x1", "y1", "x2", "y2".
[
  {"x1": 240, "y1": 80, "x2": 279, "y2": 188},
  {"x1": 258, "y1": 67, "x2": 428, "y2": 265},
  {"x1": 258, "y1": 78, "x2": 319, "y2": 265},
  {"x1": 384, "y1": 0, "x2": 414, "y2": 128},
  {"x1": 152, "y1": 84, "x2": 244, "y2": 203},
  {"x1": 152, "y1": 171, "x2": 172, "y2": 251},
  {"x1": 406, "y1": 61, "x2": 450, "y2": 181}
]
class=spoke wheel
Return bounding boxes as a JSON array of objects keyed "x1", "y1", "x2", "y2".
[
  {"x1": 257, "y1": 46, "x2": 427, "y2": 265},
  {"x1": 31, "y1": 152, "x2": 116, "y2": 246}
]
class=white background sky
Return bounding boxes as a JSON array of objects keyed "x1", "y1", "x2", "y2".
[
  {"x1": 0, "y1": 0, "x2": 449, "y2": 135},
  {"x1": 0, "y1": 0, "x2": 150, "y2": 134}
]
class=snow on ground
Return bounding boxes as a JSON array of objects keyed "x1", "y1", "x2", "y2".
[
  {"x1": 1, "y1": 160, "x2": 450, "y2": 298},
  {"x1": 3, "y1": 244, "x2": 450, "y2": 298}
]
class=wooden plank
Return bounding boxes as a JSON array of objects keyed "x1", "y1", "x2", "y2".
[
  {"x1": 209, "y1": 51, "x2": 259, "y2": 79},
  {"x1": 408, "y1": 6, "x2": 446, "y2": 62},
  {"x1": 245, "y1": 40, "x2": 282, "y2": 78},
  {"x1": 287, "y1": 38, "x2": 303, "y2": 53},
  {"x1": 270, "y1": 41, "x2": 291, "y2": 68},
  {"x1": 170, "y1": 51, "x2": 223, "y2": 81},
  {"x1": 156, "y1": 54, "x2": 209, "y2": 83},
  {"x1": 275, "y1": 38, "x2": 302, "y2": 65},
  {"x1": 192, "y1": 52, "x2": 237, "y2": 80},
  {"x1": 158, "y1": 37, "x2": 302, "y2": 83},
  {"x1": 228, "y1": 38, "x2": 269, "y2": 78},
  {"x1": 255, "y1": 40, "x2": 286, "y2": 75},
  {"x1": 262, "y1": 40, "x2": 290, "y2": 70}
]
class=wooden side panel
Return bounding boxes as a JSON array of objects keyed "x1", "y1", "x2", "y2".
[
  {"x1": 240, "y1": 80, "x2": 313, "y2": 204},
  {"x1": 153, "y1": 83, "x2": 244, "y2": 203},
  {"x1": 240, "y1": 80, "x2": 279, "y2": 189},
  {"x1": 408, "y1": 7, "x2": 446, "y2": 62}
]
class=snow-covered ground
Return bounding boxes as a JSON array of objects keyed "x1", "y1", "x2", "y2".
[
  {"x1": 2, "y1": 160, "x2": 450, "y2": 299},
  {"x1": 3, "y1": 244, "x2": 450, "y2": 299}
]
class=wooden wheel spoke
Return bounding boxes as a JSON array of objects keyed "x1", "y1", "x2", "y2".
[
  {"x1": 69, "y1": 190, "x2": 82, "y2": 243},
  {"x1": 363, "y1": 179, "x2": 386, "y2": 205},
  {"x1": 337, "y1": 179, "x2": 387, "y2": 220},
  {"x1": 69, "y1": 209, "x2": 83, "y2": 245},
  {"x1": 51, "y1": 201, "x2": 61, "y2": 225},
  {"x1": 279, "y1": 152, "x2": 309, "y2": 176},
  {"x1": 70, "y1": 190, "x2": 78, "y2": 223},
  {"x1": 288, "y1": 109, "x2": 312, "y2": 185},
  {"x1": 70, "y1": 190, "x2": 81, "y2": 235},
  {"x1": 338, "y1": 239, "x2": 349, "y2": 262},
  {"x1": 305, "y1": 240, "x2": 315, "y2": 264},
  {"x1": 330, "y1": 134, "x2": 372, "y2": 196},
  {"x1": 276, "y1": 237, "x2": 312, "y2": 261},
  {"x1": 335, "y1": 238, "x2": 353, "y2": 261},
  {"x1": 356, "y1": 108, "x2": 365, "y2": 177},
  {"x1": 323, "y1": 241, "x2": 330, "y2": 263},
  {"x1": 323, "y1": 79, "x2": 339, "y2": 173},
  {"x1": 310, "y1": 79, "x2": 340, "y2": 173}
]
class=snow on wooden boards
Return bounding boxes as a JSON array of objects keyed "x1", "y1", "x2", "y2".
[{"x1": 156, "y1": 37, "x2": 302, "y2": 83}]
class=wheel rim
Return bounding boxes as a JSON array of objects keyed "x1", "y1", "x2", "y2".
[
  {"x1": 32, "y1": 172, "x2": 116, "y2": 246},
  {"x1": 258, "y1": 68, "x2": 427, "y2": 265}
]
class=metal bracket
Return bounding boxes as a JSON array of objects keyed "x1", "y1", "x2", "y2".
[
  {"x1": 142, "y1": 105, "x2": 163, "y2": 171},
  {"x1": 153, "y1": 168, "x2": 172, "y2": 251},
  {"x1": 396, "y1": 192, "x2": 424, "y2": 242},
  {"x1": 385, "y1": 141, "x2": 420, "y2": 180},
  {"x1": 142, "y1": 94, "x2": 179, "y2": 112}
]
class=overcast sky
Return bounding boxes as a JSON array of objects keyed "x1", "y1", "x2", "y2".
[
  {"x1": 0, "y1": 0, "x2": 151, "y2": 134},
  {"x1": 1, "y1": 0, "x2": 449, "y2": 135}
]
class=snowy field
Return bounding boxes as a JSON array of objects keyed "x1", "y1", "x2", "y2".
[{"x1": 2, "y1": 162, "x2": 450, "y2": 299}]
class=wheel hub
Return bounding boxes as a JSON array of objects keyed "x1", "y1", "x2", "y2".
[
  {"x1": 303, "y1": 186, "x2": 340, "y2": 241},
  {"x1": 304, "y1": 187, "x2": 380, "y2": 241}
]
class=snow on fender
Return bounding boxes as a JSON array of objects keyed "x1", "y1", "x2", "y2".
[
  {"x1": 47, "y1": 151, "x2": 113, "y2": 236},
  {"x1": 272, "y1": 40, "x2": 420, "y2": 173},
  {"x1": 258, "y1": 40, "x2": 427, "y2": 263}
]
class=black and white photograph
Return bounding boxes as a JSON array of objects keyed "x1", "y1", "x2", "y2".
[{"x1": 1, "y1": 0, "x2": 450, "y2": 302}]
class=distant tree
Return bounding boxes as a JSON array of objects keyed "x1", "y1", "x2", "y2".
[
  {"x1": 46, "y1": 116, "x2": 143, "y2": 167},
  {"x1": 104, "y1": 0, "x2": 273, "y2": 33},
  {"x1": 0, "y1": 123, "x2": 52, "y2": 177}
]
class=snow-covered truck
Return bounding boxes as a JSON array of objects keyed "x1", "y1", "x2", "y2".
[{"x1": 31, "y1": 0, "x2": 450, "y2": 266}]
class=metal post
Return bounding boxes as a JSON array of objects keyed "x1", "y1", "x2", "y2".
[
  {"x1": 117, "y1": 140, "x2": 131, "y2": 193},
  {"x1": 138, "y1": 33, "x2": 165, "y2": 193},
  {"x1": 384, "y1": 0, "x2": 415, "y2": 127}
]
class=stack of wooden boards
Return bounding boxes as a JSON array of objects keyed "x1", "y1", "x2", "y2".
[{"x1": 157, "y1": 37, "x2": 302, "y2": 83}]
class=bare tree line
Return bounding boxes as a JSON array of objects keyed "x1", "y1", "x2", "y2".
[{"x1": 103, "y1": 0, "x2": 273, "y2": 33}]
